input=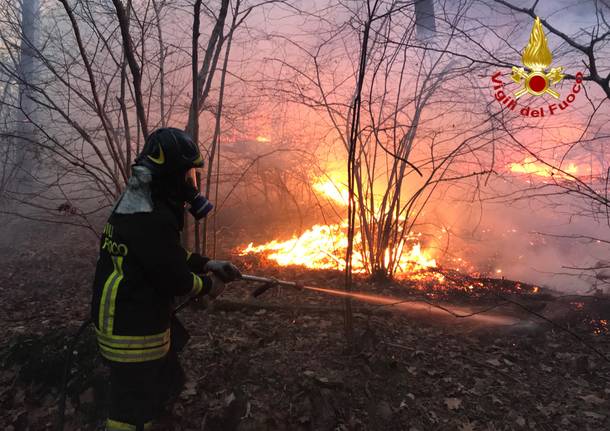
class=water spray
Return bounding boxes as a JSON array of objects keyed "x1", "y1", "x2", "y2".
[
  {"x1": 244, "y1": 274, "x2": 406, "y2": 305},
  {"x1": 175, "y1": 274, "x2": 516, "y2": 326},
  {"x1": 173, "y1": 273, "x2": 412, "y2": 314}
]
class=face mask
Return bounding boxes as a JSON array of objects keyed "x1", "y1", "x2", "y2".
[{"x1": 182, "y1": 178, "x2": 214, "y2": 220}]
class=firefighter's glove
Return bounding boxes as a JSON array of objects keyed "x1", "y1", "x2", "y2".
[
  {"x1": 204, "y1": 260, "x2": 242, "y2": 283},
  {"x1": 208, "y1": 273, "x2": 226, "y2": 299}
]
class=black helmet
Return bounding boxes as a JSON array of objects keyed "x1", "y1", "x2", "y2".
[{"x1": 135, "y1": 128, "x2": 204, "y2": 176}]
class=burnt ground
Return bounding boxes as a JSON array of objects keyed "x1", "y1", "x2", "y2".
[{"x1": 1, "y1": 230, "x2": 610, "y2": 430}]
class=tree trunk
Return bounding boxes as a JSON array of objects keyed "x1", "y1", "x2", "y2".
[
  {"x1": 414, "y1": 0, "x2": 436, "y2": 41},
  {"x1": 15, "y1": 0, "x2": 40, "y2": 186},
  {"x1": 189, "y1": 0, "x2": 203, "y2": 251},
  {"x1": 202, "y1": 0, "x2": 239, "y2": 255}
]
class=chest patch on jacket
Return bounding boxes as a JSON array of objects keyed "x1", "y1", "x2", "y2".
[{"x1": 102, "y1": 223, "x2": 129, "y2": 256}]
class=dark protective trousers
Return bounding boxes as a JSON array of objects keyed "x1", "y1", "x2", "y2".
[{"x1": 107, "y1": 349, "x2": 185, "y2": 429}]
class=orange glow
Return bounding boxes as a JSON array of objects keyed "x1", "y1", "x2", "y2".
[
  {"x1": 239, "y1": 173, "x2": 439, "y2": 278},
  {"x1": 239, "y1": 224, "x2": 436, "y2": 275},
  {"x1": 298, "y1": 285, "x2": 518, "y2": 325},
  {"x1": 508, "y1": 157, "x2": 578, "y2": 180},
  {"x1": 312, "y1": 177, "x2": 348, "y2": 206},
  {"x1": 255, "y1": 135, "x2": 271, "y2": 143}
]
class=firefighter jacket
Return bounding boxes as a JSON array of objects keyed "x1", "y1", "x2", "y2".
[{"x1": 91, "y1": 200, "x2": 212, "y2": 363}]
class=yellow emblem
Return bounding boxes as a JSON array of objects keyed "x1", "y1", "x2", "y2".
[
  {"x1": 147, "y1": 144, "x2": 165, "y2": 165},
  {"x1": 512, "y1": 17, "x2": 564, "y2": 99}
]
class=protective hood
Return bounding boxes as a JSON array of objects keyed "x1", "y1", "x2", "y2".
[{"x1": 113, "y1": 165, "x2": 154, "y2": 214}]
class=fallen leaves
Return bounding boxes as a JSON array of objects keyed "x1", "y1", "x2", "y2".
[
  {"x1": 180, "y1": 380, "x2": 198, "y2": 399},
  {"x1": 583, "y1": 411, "x2": 606, "y2": 420},
  {"x1": 458, "y1": 420, "x2": 476, "y2": 431},
  {"x1": 444, "y1": 397, "x2": 462, "y2": 410},
  {"x1": 579, "y1": 394, "x2": 605, "y2": 405},
  {"x1": 2, "y1": 251, "x2": 610, "y2": 430}
]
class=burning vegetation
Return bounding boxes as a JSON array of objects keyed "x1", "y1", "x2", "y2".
[
  {"x1": 508, "y1": 157, "x2": 579, "y2": 181},
  {"x1": 239, "y1": 173, "x2": 439, "y2": 280},
  {"x1": 1, "y1": 0, "x2": 610, "y2": 430}
]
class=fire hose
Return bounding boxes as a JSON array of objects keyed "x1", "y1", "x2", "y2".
[
  {"x1": 57, "y1": 270, "x2": 610, "y2": 429},
  {"x1": 173, "y1": 274, "x2": 303, "y2": 314}
]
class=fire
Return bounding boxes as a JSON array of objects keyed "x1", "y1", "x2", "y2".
[
  {"x1": 239, "y1": 221, "x2": 436, "y2": 275},
  {"x1": 508, "y1": 157, "x2": 578, "y2": 180},
  {"x1": 593, "y1": 319, "x2": 608, "y2": 336},
  {"x1": 255, "y1": 135, "x2": 271, "y2": 143},
  {"x1": 239, "y1": 173, "x2": 438, "y2": 277},
  {"x1": 312, "y1": 178, "x2": 348, "y2": 206},
  {"x1": 241, "y1": 223, "x2": 355, "y2": 271}
]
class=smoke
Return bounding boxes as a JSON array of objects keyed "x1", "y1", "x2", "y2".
[{"x1": 429, "y1": 181, "x2": 610, "y2": 293}]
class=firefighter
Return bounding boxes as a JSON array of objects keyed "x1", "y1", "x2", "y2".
[{"x1": 91, "y1": 128, "x2": 241, "y2": 430}]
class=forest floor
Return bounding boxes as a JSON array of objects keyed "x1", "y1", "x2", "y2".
[{"x1": 1, "y1": 228, "x2": 610, "y2": 431}]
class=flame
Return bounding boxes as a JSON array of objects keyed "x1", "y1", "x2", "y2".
[
  {"x1": 312, "y1": 177, "x2": 348, "y2": 206},
  {"x1": 522, "y1": 17, "x2": 553, "y2": 71},
  {"x1": 240, "y1": 173, "x2": 438, "y2": 278},
  {"x1": 241, "y1": 223, "x2": 355, "y2": 271},
  {"x1": 593, "y1": 319, "x2": 608, "y2": 336},
  {"x1": 256, "y1": 136, "x2": 271, "y2": 143},
  {"x1": 239, "y1": 221, "x2": 436, "y2": 276},
  {"x1": 508, "y1": 157, "x2": 578, "y2": 180}
]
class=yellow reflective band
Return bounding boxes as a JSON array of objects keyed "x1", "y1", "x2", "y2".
[
  {"x1": 99, "y1": 256, "x2": 124, "y2": 334},
  {"x1": 191, "y1": 273, "x2": 203, "y2": 295},
  {"x1": 106, "y1": 256, "x2": 124, "y2": 333},
  {"x1": 106, "y1": 419, "x2": 136, "y2": 430},
  {"x1": 105, "y1": 419, "x2": 152, "y2": 430},
  {"x1": 193, "y1": 155, "x2": 204, "y2": 166},
  {"x1": 98, "y1": 342, "x2": 169, "y2": 363},
  {"x1": 186, "y1": 250, "x2": 192, "y2": 260},
  {"x1": 98, "y1": 257, "x2": 119, "y2": 330},
  {"x1": 96, "y1": 328, "x2": 170, "y2": 349}
]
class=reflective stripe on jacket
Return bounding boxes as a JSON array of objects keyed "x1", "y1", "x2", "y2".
[
  {"x1": 91, "y1": 200, "x2": 211, "y2": 363},
  {"x1": 106, "y1": 418, "x2": 152, "y2": 430}
]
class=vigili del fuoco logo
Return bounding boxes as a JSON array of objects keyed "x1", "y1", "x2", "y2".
[{"x1": 491, "y1": 17, "x2": 583, "y2": 117}]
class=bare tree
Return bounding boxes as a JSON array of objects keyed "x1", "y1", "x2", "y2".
[
  {"x1": 268, "y1": 0, "x2": 495, "y2": 281},
  {"x1": 438, "y1": 0, "x2": 610, "y2": 289},
  {"x1": 0, "y1": 0, "x2": 41, "y2": 193},
  {"x1": 0, "y1": 0, "x2": 284, "y2": 236}
]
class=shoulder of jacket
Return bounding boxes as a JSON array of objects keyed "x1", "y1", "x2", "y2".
[{"x1": 111, "y1": 204, "x2": 178, "y2": 232}]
